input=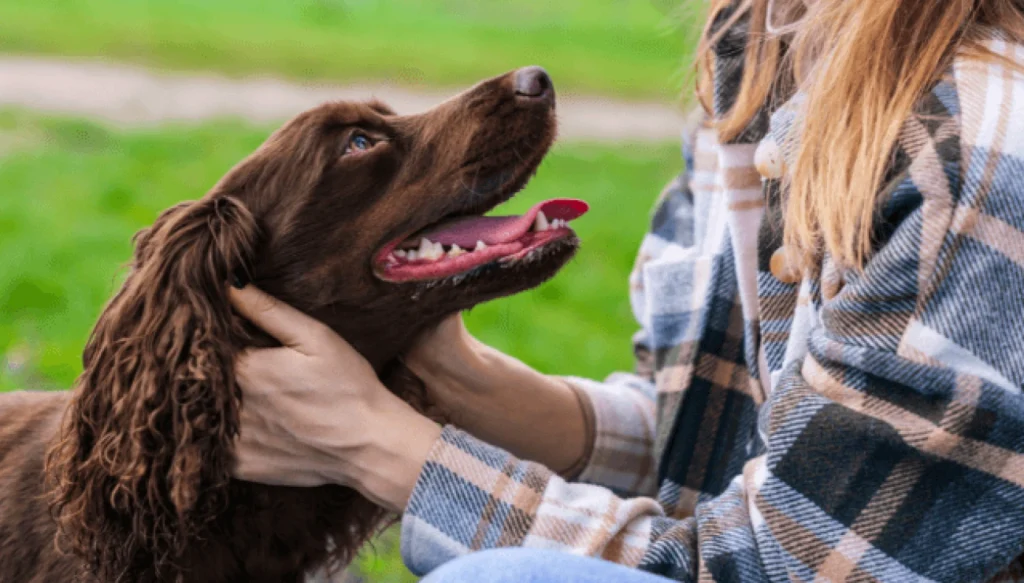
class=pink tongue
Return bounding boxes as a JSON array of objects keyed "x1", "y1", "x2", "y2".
[{"x1": 410, "y1": 199, "x2": 588, "y2": 248}]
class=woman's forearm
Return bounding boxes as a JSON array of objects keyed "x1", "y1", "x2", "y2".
[
  {"x1": 347, "y1": 344, "x2": 589, "y2": 513},
  {"x1": 413, "y1": 341, "x2": 590, "y2": 475},
  {"x1": 336, "y1": 350, "x2": 591, "y2": 514}
]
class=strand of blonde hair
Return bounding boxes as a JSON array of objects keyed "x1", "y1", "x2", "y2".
[{"x1": 697, "y1": 0, "x2": 1024, "y2": 269}]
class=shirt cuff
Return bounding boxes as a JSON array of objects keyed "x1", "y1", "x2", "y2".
[
  {"x1": 565, "y1": 375, "x2": 658, "y2": 496},
  {"x1": 557, "y1": 378, "x2": 597, "y2": 480},
  {"x1": 400, "y1": 425, "x2": 554, "y2": 576}
]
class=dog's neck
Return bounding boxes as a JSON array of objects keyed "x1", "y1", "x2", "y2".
[{"x1": 309, "y1": 304, "x2": 449, "y2": 372}]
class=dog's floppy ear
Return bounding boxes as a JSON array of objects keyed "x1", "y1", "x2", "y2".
[{"x1": 47, "y1": 195, "x2": 258, "y2": 580}]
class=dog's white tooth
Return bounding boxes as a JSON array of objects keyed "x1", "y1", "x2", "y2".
[
  {"x1": 448, "y1": 244, "x2": 465, "y2": 257},
  {"x1": 475, "y1": 240, "x2": 488, "y2": 251},
  {"x1": 407, "y1": 250, "x2": 418, "y2": 261},
  {"x1": 533, "y1": 211, "x2": 549, "y2": 232},
  {"x1": 420, "y1": 246, "x2": 441, "y2": 261},
  {"x1": 394, "y1": 249, "x2": 407, "y2": 259},
  {"x1": 416, "y1": 239, "x2": 444, "y2": 261}
]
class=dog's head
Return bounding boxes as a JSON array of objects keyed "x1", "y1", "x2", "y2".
[
  {"x1": 48, "y1": 67, "x2": 586, "y2": 580},
  {"x1": 223, "y1": 65, "x2": 586, "y2": 360}
]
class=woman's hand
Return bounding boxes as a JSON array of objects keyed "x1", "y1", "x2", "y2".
[
  {"x1": 228, "y1": 284, "x2": 441, "y2": 512},
  {"x1": 405, "y1": 313, "x2": 591, "y2": 476},
  {"x1": 403, "y1": 314, "x2": 491, "y2": 425}
]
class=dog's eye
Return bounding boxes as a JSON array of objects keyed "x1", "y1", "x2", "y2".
[{"x1": 345, "y1": 133, "x2": 374, "y2": 154}]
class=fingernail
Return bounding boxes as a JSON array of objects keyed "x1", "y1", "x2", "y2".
[{"x1": 231, "y1": 273, "x2": 248, "y2": 289}]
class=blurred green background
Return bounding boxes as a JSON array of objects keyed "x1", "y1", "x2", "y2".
[
  {"x1": 0, "y1": 1, "x2": 700, "y2": 580},
  {"x1": 0, "y1": 0, "x2": 700, "y2": 98}
]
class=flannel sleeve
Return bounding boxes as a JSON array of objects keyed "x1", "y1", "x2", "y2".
[
  {"x1": 563, "y1": 373, "x2": 658, "y2": 496},
  {"x1": 399, "y1": 425, "x2": 768, "y2": 580}
]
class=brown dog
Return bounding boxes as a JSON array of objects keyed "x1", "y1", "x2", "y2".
[{"x1": 0, "y1": 67, "x2": 588, "y2": 582}]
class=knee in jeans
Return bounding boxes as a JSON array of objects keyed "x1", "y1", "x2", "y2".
[{"x1": 421, "y1": 549, "x2": 537, "y2": 583}]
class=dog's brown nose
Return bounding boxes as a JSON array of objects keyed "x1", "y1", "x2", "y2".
[{"x1": 514, "y1": 66, "x2": 554, "y2": 102}]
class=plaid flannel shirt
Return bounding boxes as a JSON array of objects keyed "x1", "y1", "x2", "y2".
[{"x1": 400, "y1": 8, "x2": 1024, "y2": 582}]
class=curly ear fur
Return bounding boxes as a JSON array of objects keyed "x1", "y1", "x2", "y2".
[{"x1": 47, "y1": 196, "x2": 259, "y2": 581}]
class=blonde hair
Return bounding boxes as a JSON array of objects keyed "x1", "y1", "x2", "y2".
[{"x1": 697, "y1": 0, "x2": 1024, "y2": 268}]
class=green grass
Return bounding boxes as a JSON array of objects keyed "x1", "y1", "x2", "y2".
[
  {"x1": 0, "y1": 111, "x2": 679, "y2": 579},
  {"x1": 0, "y1": 0, "x2": 702, "y2": 100}
]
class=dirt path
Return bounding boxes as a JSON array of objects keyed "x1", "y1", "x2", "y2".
[{"x1": 0, "y1": 56, "x2": 686, "y2": 142}]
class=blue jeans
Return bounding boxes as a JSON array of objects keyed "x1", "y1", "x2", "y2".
[{"x1": 420, "y1": 549, "x2": 671, "y2": 583}]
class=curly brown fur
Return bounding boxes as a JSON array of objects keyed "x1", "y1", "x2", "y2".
[
  {"x1": 46, "y1": 197, "x2": 259, "y2": 580},
  {"x1": 0, "y1": 68, "x2": 570, "y2": 582}
]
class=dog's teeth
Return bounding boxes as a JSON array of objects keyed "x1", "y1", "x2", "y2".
[
  {"x1": 407, "y1": 250, "x2": 418, "y2": 261},
  {"x1": 448, "y1": 244, "x2": 466, "y2": 257},
  {"x1": 475, "y1": 240, "x2": 488, "y2": 252},
  {"x1": 534, "y1": 211, "x2": 550, "y2": 232},
  {"x1": 416, "y1": 238, "x2": 443, "y2": 261},
  {"x1": 417, "y1": 239, "x2": 438, "y2": 260},
  {"x1": 394, "y1": 249, "x2": 407, "y2": 259}
]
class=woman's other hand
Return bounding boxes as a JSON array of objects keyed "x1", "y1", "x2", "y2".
[
  {"x1": 228, "y1": 284, "x2": 441, "y2": 512},
  {"x1": 403, "y1": 313, "x2": 491, "y2": 425},
  {"x1": 405, "y1": 313, "x2": 591, "y2": 476}
]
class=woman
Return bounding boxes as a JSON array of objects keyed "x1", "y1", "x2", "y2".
[{"x1": 229, "y1": 0, "x2": 1024, "y2": 581}]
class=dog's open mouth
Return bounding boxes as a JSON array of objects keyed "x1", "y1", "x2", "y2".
[{"x1": 374, "y1": 198, "x2": 588, "y2": 283}]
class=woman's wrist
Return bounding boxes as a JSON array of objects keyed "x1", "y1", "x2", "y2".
[
  {"x1": 405, "y1": 315, "x2": 590, "y2": 477},
  {"x1": 428, "y1": 345, "x2": 590, "y2": 475},
  {"x1": 342, "y1": 392, "x2": 442, "y2": 512},
  {"x1": 409, "y1": 332, "x2": 501, "y2": 421}
]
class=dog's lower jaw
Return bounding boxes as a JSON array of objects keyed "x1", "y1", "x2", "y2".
[{"x1": 325, "y1": 237, "x2": 579, "y2": 373}]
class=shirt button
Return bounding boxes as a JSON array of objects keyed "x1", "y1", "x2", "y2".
[
  {"x1": 770, "y1": 247, "x2": 800, "y2": 284},
  {"x1": 821, "y1": 258, "x2": 844, "y2": 300},
  {"x1": 755, "y1": 136, "x2": 786, "y2": 179}
]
